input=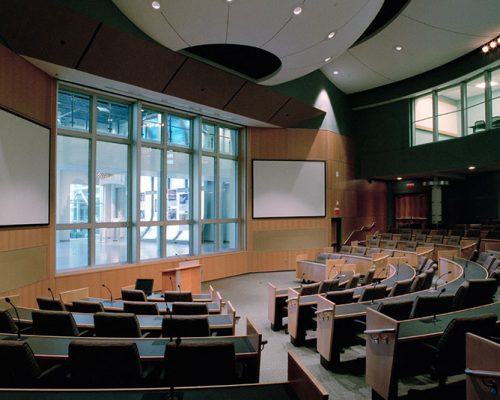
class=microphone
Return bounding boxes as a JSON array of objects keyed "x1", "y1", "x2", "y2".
[
  {"x1": 48, "y1": 287, "x2": 55, "y2": 301},
  {"x1": 102, "y1": 284, "x2": 113, "y2": 303},
  {"x1": 177, "y1": 284, "x2": 181, "y2": 292},
  {"x1": 5, "y1": 297, "x2": 22, "y2": 340},
  {"x1": 433, "y1": 271, "x2": 452, "y2": 290},
  {"x1": 301, "y1": 272, "x2": 306, "y2": 284},
  {"x1": 432, "y1": 288, "x2": 446, "y2": 323},
  {"x1": 169, "y1": 276, "x2": 175, "y2": 291}
]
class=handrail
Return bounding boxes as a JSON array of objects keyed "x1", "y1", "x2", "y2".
[
  {"x1": 344, "y1": 222, "x2": 375, "y2": 245},
  {"x1": 465, "y1": 368, "x2": 500, "y2": 379}
]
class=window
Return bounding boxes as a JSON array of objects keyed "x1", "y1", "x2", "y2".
[
  {"x1": 413, "y1": 94, "x2": 434, "y2": 145},
  {"x1": 466, "y1": 76, "x2": 486, "y2": 135},
  {"x1": 491, "y1": 68, "x2": 500, "y2": 128},
  {"x1": 56, "y1": 87, "x2": 242, "y2": 272},
  {"x1": 437, "y1": 86, "x2": 462, "y2": 141}
]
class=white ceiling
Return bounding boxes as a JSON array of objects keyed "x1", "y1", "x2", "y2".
[{"x1": 112, "y1": 0, "x2": 500, "y2": 94}]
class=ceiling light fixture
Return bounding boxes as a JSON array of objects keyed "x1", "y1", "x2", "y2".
[
  {"x1": 324, "y1": 56, "x2": 332, "y2": 63},
  {"x1": 490, "y1": 41, "x2": 498, "y2": 49},
  {"x1": 327, "y1": 31, "x2": 336, "y2": 39},
  {"x1": 394, "y1": 45, "x2": 403, "y2": 51},
  {"x1": 293, "y1": 6, "x2": 302, "y2": 15},
  {"x1": 468, "y1": 166, "x2": 476, "y2": 170},
  {"x1": 151, "y1": 1, "x2": 161, "y2": 10},
  {"x1": 397, "y1": 177, "x2": 403, "y2": 181},
  {"x1": 481, "y1": 36, "x2": 500, "y2": 54},
  {"x1": 482, "y1": 45, "x2": 490, "y2": 53},
  {"x1": 333, "y1": 70, "x2": 339, "y2": 75}
]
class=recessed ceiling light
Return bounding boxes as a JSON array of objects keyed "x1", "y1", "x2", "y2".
[
  {"x1": 397, "y1": 177, "x2": 403, "y2": 180},
  {"x1": 497, "y1": 37, "x2": 500, "y2": 45},
  {"x1": 333, "y1": 70, "x2": 339, "y2": 75},
  {"x1": 468, "y1": 166, "x2": 476, "y2": 170},
  {"x1": 327, "y1": 31, "x2": 336, "y2": 39},
  {"x1": 324, "y1": 56, "x2": 332, "y2": 63},
  {"x1": 482, "y1": 45, "x2": 490, "y2": 53},
  {"x1": 151, "y1": 1, "x2": 160, "y2": 10},
  {"x1": 394, "y1": 45, "x2": 403, "y2": 51},
  {"x1": 226, "y1": 0, "x2": 233, "y2": 2},
  {"x1": 293, "y1": 6, "x2": 302, "y2": 15},
  {"x1": 490, "y1": 41, "x2": 497, "y2": 49}
]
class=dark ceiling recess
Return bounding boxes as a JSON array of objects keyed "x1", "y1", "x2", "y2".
[
  {"x1": 184, "y1": 44, "x2": 281, "y2": 81},
  {"x1": 352, "y1": 0, "x2": 410, "y2": 47}
]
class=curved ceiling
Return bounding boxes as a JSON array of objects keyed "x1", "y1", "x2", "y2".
[{"x1": 112, "y1": 0, "x2": 384, "y2": 85}]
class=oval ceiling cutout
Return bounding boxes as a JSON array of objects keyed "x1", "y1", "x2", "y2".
[{"x1": 184, "y1": 44, "x2": 281, "y2": 81}]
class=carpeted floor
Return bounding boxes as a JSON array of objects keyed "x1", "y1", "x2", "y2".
[{"x1": 203, "y1": 270, "x2": 465, "y2": 400}]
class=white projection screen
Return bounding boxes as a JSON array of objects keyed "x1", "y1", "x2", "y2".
[
  {"x1": 252, "y1": 160, "x2": 326, "y2": 218},
  {"x1": 0, "y1": 108, "x2": 50, "y2": 226}
]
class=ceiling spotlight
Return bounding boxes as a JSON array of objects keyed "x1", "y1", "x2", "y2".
[
  {"x1": 468, "y1": 166, "x2": 476, "y2": 170},
  {"x1": 490, "y1": 41, "x2": 497, "y2": 49},
  {"x1": 397, "y1": 177, "x2": 403, "y2": 181},
  {"x1": 482, "y1": 45, "x2": 490, "y2": 53},
  {"x1": 226, "y1": 0, "x2": 234, "y2": 2},
  {"x1": 497, "y1": 37, "x2": 500, "y2": 45},
  {"x1": 151, "y1": 1, "x2": 160, "y2": 10},
  {"x1": 324, "y1": 56, "x2": 332, "y2": 63},
  {"x1": 327, "y1": 31, "x2": 336, "y2": 39},
  {"x1": 394, "y1": 45, "x2": 403, "y2": 51},
  {"x1": 333, "y1": 70, "x2": 339, "y2": 75},
  {"x1": 293, "y1": 6, "x2": 302, "y2": 15}
]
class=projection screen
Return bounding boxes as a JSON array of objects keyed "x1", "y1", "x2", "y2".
[
  {"x1": 0, "y1": 108, "x2": 50, "y2": 226},
  {"x1": 252, "y1": 160, "x2": 326, "y2": 218}
]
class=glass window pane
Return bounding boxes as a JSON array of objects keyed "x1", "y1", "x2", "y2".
[
  {"x1": 140, "y1": 148, "x2": 161, "y2": 222},
  {"x1": 140, "y1": 226, "x2": 161, "y2": 260},
  {"x1": 201, "y1": 223, "x2": 216, "y2": 253},
  {"x1": 219, "y1": 223, "x2": 238, "y2": 251},
  {"x1": 57, "y1": 136, "x2": 89, "y2": 224},
  {"x1": 141, "y1": 109, "x2": 163, "y2": 143},
  {"x1": 413, "y1": 95, "x2": 433, "y2": 145},
  {"x1": 202, "y1": 123, "x2": 215, "y2": 152},
  {"x1": 437, "y1": 86, "x2": 461, "y2": 139},
  {"x1": 57, "y1": 90, "x2": 91, "y2": 132},
  {"x1": 466, "y1": 76, "x2": 486, "y2": 135},
  {"x1": 202, "y1": 156, "x2": 215, "y2": 219},
  {"x1": 491, "y1": 69, "x2": 500, "y2": 128},
  {"x1": 219, "y1": 159, "x2": 237, "y2": 219},
  {"x1": 96, "y1": 99, "x2": 129, "y2": 137},
  {"x1": 95, "y1": 228, "x2": 127, "y2": 265},
  {"x1": 167, "y1": 115, "x2": 191, "y2": 147},
  {"x1": 96, "y1": 142, "x2": 128, "y2": 222},
  {"x1": 414, "y1": 94, "x2": 433, "y2": 121},
  {"x1": 166, "y1": 151, "x2": 191, "y2": 221},
  {"x1": 414, "y1": 120, "x2": 434, "y2": 145},
  {"x1": 166, "y1": 225, "x2": 191, "y2": 256},
  {"x1": 56, "y1": 229, "x2": 89, "y2": 270},
  {"x1": 219, "y1": 127, "x2": 237, "y2": 155}
]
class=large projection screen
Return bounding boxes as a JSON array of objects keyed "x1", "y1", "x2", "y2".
[
  {"x1": 0, "y1": 108, "x2": 50, "y2": 226},
  {"x1": 252, "y1": 160, "x2": 326, "y2": 218}
]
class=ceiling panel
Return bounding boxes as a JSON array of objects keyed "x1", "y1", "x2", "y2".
[
  {"x1": 269, "y1": 99, "x2": 325, "y2": 128},
  {"x1": 78, "y1": 25, "x2": 186, "y2": 93},
  {"x1": 224, "y1": 82, "x2": 290, "y2": 122},
  {"x1": 0, "y1": 0, "x2": 99, "y2": 69},
  {"x1": 164, "y1": 58, "x2": 246, "y2": 110}
]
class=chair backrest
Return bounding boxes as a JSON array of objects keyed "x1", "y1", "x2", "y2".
[
  {"x1": 475, "y1": 251, "x2": 490, "y2": 265},
  {"x1": 433, "y1": 314, "x2": 497, "y2": 378},
  {"x1": 409, "y1": 294, "x2": 454, "y2": 318},
  {"x1": 384, "y1": 240, "x2": 397, "y2": 250},
  {"x1": 36, "y1": 296, "x2": 66, "y2": 311},
  {"x1": 0, "y1": 340, "x2": 42, "y2": 387},
  {"x1": 366, "y1": 247, "x2": 381, "y2": 256},
  {"x1": 134, "y1": 278, "x2": 154, "y2": 296},
  {"x1": 380, "y1": 233, "x2": 393, "y2": 240},
  {"x1": 163, "y1": 341, "x2": 237, "y2": 386},
  {"x1": 32, "y1": 310, "x2": 80, "y2": 336},
  {"x1": 453, "y1": 279, "x2": 497, "y2": 310},
  {"x1": 399, "y1": 233, "x2": 411, "y2": 241},
  {"x1": 299, "y1": 282, "x2": 321, "y2": 295},
  {"x1": 415, "y1": 234, "x2": 427, "y2": 242},
  {"x1": 339, "y1": 245, "x2": 351, "y2": 254},
  {"x1": 351, "y1": 246, "x2": 366, "y2": 256},
  {"x1": 446, "y1": 236, "x2": 461, "y2": 246},
  {"x1": 171, "y1": 302, "x2": 209, "y2": 316},
  {"x1": 121, "y1": 289, "x2": 146, "y2": 302},
  {"x1": 358, "y1": 284, "x2": 387, "y2": 302},
  {"x1": 402, "y1": 241, "x2": 417, "y2": 251},
  {"x1": 319, "y1": 279, "x2": 339, "y2": 293},
  {"x1": 163, "y1": 291, "x2": 194, "y2": 303},
  {"x1": 377, "y1": 300, "x2": 413, "y2": 321},
  {"x1": 0, "y1": 310, "x2": 18, "y2": 334},
  {"x1": 71, "y1": 300, "x2": 104, "y2": 314},
  {"x1": 367, "y1": 238, "x2": 380, "y2": 247},
  {"x1": 480, "y1": 255, "x2": 496, "y2": 269},
  {"x1": 69, "y1": 340, "x2": 142, "y2": 388},
  {"x1": 388, "y1": 278, "x2": 413, "y2": 297},
  {"x1": 363, "y1": 268, "x2": 376, "y2": 285},
  {"x1": 94, "y1": 312, "x2": 142, "y2": 337},
  {"x1": 123, "y1": 301, "x2": 159, "y2": 315},
  {"x1": 488, "y1": 259, "x2": 500, "y2": 277},
  {"x1": 465, "y1": 229, "x2": 481, "y2": 238},
  {"x1": 421, "y1": 266, "x2": 437, "y2": 290},
  {"x1": 409, "y1": 273, "x2": 427, "y2": 293},
  {"x1": 345, "y1": 273, "x2": 361, "y2": 289},
  {"x1": 162, "y1": 315, "x2": 210, "y2": 338},
  {"x1": 325, "y1": 289, "x2": 355, "y2": 305},
  {"x1": 430, "y1": 235, "x2": 444, "y2": 244}
]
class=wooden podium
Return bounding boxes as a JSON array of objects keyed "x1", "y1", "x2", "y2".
[{"x1": 162, "y1": 260, "x2": 202, "y2": 293}]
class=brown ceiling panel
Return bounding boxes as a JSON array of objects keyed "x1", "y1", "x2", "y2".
[
  {"x1": 78, "y1": 25, "x2": 186, "y2": 93},
  {"x1": 164, "y1": 58, "x2": 245, "y2": 110},
  {"x1": 269, "y1": 99, "x2": 326, "y2": 128},
  {"x1": 223, "y1": 82, "x2": 290, "y2": 122},
  {"x1": 0, "y1": 0, "x2": 99, "y2": 69}
]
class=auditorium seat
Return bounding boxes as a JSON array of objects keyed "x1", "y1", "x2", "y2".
[
  {"x1": 402, "y1": 241, "x2": 417, "y2": 251},
  {"x1": 172, "y1": 302, "x2": 209, "y2": 315},
  {"x1": 163, "y1": 341, "x2": 237, "y2": 386},
  {"x1": 299, "y1": 282, "x2": 321, "y2": 295},
  {"x1": 409, "y1": 273, "x2": 427, "y2": 293},
  {"x1": 409, "y1": 293, "x2": 454, "y2": 319},
  {"x1": 367, "y1": 238, "x2": 380, "y2": 247},
  {"x1": 452, "y1": 279, "x2": 498, "y2": 310},
  {"x1": 380, "y1": 233, "x2": 393, "y2": 240},
  {"x1": 376, "y1": 300, "x2": 413, "y2": 320},
  {"x1": 387, "y1": 279, "x2": 413, "y2": 297},
  {"x1": 94, "y1": 312, "x2": 144, "y2": 338},
  {"x1": 325, "y1": 289, "x2": 355, "y2": 305},
  {"x1": 344, "y1": 274, "x2": 361, "y2": 290},
  {"x1": 134, "y1": 278, "x2": 154, "y2": 296},
  {"x1": 161, "y1": 315, "x2": 210, "y2": 338},
  {"x1": 360, "y1": 267, "x2": 376, "y2": 285},
  {"x1": 366, "y1": 247, "x2": 381, "y2": 256},
  {"x1": 445, "y1": 236, "x2": 461, "y2": 246},
  {"x1": 358, "y1": 285, "x2": 387, "y2": 303},
  {"x1": 0, "y1": 309, "x2": 19, "y2": 334},
  {"x1": 71, "y1": 300, "x2": 104, "y2": 314},
  {"x1": 430, "y1": 235, "x2": 444, "y2": 244},
  {"x1": 36, "y1": 297, "x2": 66, "y2": 311},
  {"x1": 421, "y1": 266, "x2": 437, "y2": 290},
  {"x1": 69, "y1": 340, "x2": 146, "y2": 387},
  {"x1": 384, "y1": 240, "x2": 397, "y2": 250},
  {"x1": 123, "y1": 301, "x2": 159, "y2": 315},
  {"x1": 32, "y1": 310, "x2": 84, "y2": 337},
  {"x1": 351, "y1": 246, "x2": 367, "y2": 256},
  {"x1": 163, "y1": 291, "x2": 193, "y2": 302},
  {"x1": 319, "y1": 279, "x2": 339, "y2": 293},
  {"x1": 399, "y1": 233, "x2": 412, "y2": 241},
  {"x1": 340, "y1": 245, "x2": 351, "y2": 254},
  {"x1": 121, "y1": 289, "x2": 147, "y2": 302}
]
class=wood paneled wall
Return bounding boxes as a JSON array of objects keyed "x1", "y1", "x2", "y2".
[{"x1": 0, "y1": 46, "x2": 387, "y2": 307}]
